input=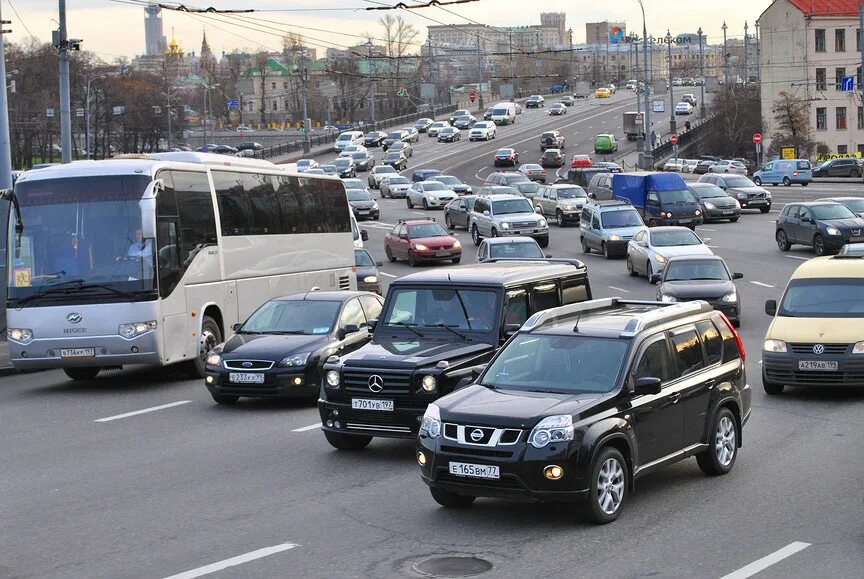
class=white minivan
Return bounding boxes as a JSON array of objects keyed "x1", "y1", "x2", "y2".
[
  {"x1": 490, "y1": 102, "x2": 516, "y2": 125},
  {"x1": 334, "y1": 130, "x2": 364, "y2": 152}
]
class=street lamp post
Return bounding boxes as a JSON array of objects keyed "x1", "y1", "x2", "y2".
[
  {"x1": 297, "y1": 47, "x2": 310, "y2": 154},
  {"x1": 722, "y1": 21, "x2": 729, "y2": 86},
  {"x1": 635, "y1": 39, "x2": 643, "y2": 151},
  {"x1": 636, "y1": 0, "x2": 652, "y2": 169},
  {"x1": 698, "y1": 27, "x2": 706, "y2": 117},
  {"x1": 202, "y1": 82, "x2": 219, "y2": 146},
  {"x1": 85, "y1": 73, "x2": 109, "y2": 159},
  {"x1": 744, "y1": 21, "x2": 749, "y2": 86},
  {"x1": 666, "y1": 30, "x2": 676, "y2": 134}
]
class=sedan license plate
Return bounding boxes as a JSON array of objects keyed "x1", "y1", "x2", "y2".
[
  {"x1": 679, "y1": 219, "x2": 692, "y2": 224},
  {"x1": 351, "y1": 398, "x2": 394, "y2": 411},
  {"x1": 798, "y1": 361, "x2": 838, "y2": 371},
  {"x1": 60, "y1": 347, "x2": 95, "y2": 358},
  {"x1": 229, "y1": 372, "x2": 265, "y2": 383},
  {"x1": 723, "y1": 211, "x2": 734, "y2": 215},
  {"x1": 436, "y1": 251, "x2": 451, "y2": 257},
  {"x1": 449, "y1": 462, "x2": 500, "y2": 480}
]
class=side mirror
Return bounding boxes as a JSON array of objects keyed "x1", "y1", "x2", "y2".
[
  {"x1": 361, "y1": 229, "x2": 369, "y2": 241},
  {"x1": 503, "y1": 323, "x2": 521, "y2": 337},
  {"x1": 483, "y1": 210, "x2": 490, "y2": 216},
  {"x1": 231, "y1": 323, "x2": 242, "y2": 332},
  {"x1": 375, "y1": 261, "x2": 384, "y2": 267},
  {"x1": 732, "y1": 272, "x2": 744, "y2": 280},
  {"x1": 534, "y1": 206, "x2": 542, "y2": 214},
  {"x1": 399, "y1": 233, "x2": 408, "y2": 240},
  {"x1": 703, "y1": 237, "x2": 711, "y2": 244},
  {"x1": 649, "y1": 273, "x2": 661, "y2": 284},
  {"x1": 765, "y1": 299, "x2": 777, "y2": 317},
  {"x1": 633, "y1": 377, "x2": 662, "y2": 395},
  {"x1": 367, "y1": 319, "x2": 378, "y2": 331},
  {"x1": 544, "y1": 253, "x2": 553, "y2": 258},
  {"x1": 470, "y1": 364, "x2": 487, "y2": 381}
]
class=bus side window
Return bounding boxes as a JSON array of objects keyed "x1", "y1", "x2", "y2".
[
  {"x1": 243, "y1": 173, "x2": 280, "y2": 234},
  {"x1": 155, "y1": 170, "x2": 181, "y2": 297},
  {"x1": 212, "y1": 170, "x2": 254, "y2": 236},
  {"x1": 172, "y1": 171, "x2": 218, "y2": 264}
]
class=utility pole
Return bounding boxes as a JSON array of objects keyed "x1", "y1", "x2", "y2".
[
  {"x1": 508, "y1": 31, "x2": 515, "y2": 100},
  {"x1": 166, "y1": 90, "x2": 172, "y2": 150},
  {"x1": 0, "y1": 4, "x2": 12, "y2": 188},
  {"x1": 635, "y1": 39, "x2": 643, "y2": 152},
  {"x1": 756, "y1": 20, "x2": 761, "y2": 82},
  {"x1": 698, "y1": 27, "x2": 706, "y2": 117},
  {"x1": 666, "y1": 31, "x2": 676, "y2": 134},
  {"x1": 476, "y1": 34, "x2": 484, "y2": 110},
  {"x1": 744, "y1": 21, "x2": 749, "y2": 86},
  {"x1": 57, "y1": 0, "x2": 75, "y2": 164},
  {"x1": 638, "y1": 0, "x2": 652, "y2": 169},
  {"x1": 722, "y1": 21, "x2": 729, "y2": 86},
  {"x1": 568, "y1": 28, "x2": 574, "y2": 89},
  {"x1": 202, "y1": 82, "x2": 219, "y2": 146},
  {"x1": 298, "y1": 47, "x2": 310, "y2": 154},
  {"x1": 366, "y1": 40, "x2": 376, "y2": 127},
  {"x1": 860, "y1": 3, "x2": 864, "y2": 112}
]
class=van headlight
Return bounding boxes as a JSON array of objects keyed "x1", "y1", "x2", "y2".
[
  {"x1": 720, "y1": 291, "x2": 737, "y2": 302},
  {"x1": 826, "y1": 226, "x2": 841, "y2": 236},
  {"x1": 325, "y1": 370, "x2": 341, "y2": 388},
  {"x1": 8, "y1": 328, "x2": 34, "y2": 345},
  {"x1": 420, "y1": 403, "x2": 442, "y2": 438},
  {"x1": 528, "y1": 415, "x2": 574, "y2": 448},
  {"x1": 763, "y1": 339, "x2": 787, "y2": 353},
  {"x1": 118, "y1": 320, "x2": 157, "y2": 339},
  {"x1": 852, "y1": 341, "x2": 864, "y2": 354},
  {"x1": 501, "y1": 222, "x2": 511, "y2": 229},
  {"x1": 608, "y1": 234, "x2": 621, "y2": 241}
]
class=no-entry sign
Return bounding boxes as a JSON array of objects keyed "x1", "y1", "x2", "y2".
[
  {"x1": 469, "y1": 90, "x2": 477, "y2": 103},
  {"x1": 753, "y1": 133, "x2": 763, "y2": 144},
  {"x1": 670, "y1": 134, "x2": 678, "y2": 145}
]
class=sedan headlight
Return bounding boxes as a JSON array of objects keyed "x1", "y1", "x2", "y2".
[
  {"x1": 737, "y1": 192, "x2": 748, "y2": 199},
  {"x1": 414, "y1": 244, "x2": 429, "y2": 251},
  {"x1": 654, "y1": 254, "x2": 668, "y2": 264},
  {"x1": 118, "y1": 320, "x2": 157, "y2": 339},
  {"x1": 421, "y1": 375, "x2": 437, "y2": 392},
  {"x1": 453, "y1": 240, "x2": 462, "y2": 249},
  {"x1": 278, "y1": 352, "x2": 310, "y2": 368},
  {"x1": 501, "y1": 222, "x2": 511, "y2": 230},
  {"x1": 528, "y1": 415, "x2": 574, "y2": 448},
  {"x1": 826, "y1": 226, "x2": 841, "y2": 236},
  {"x1": 363, "y1": 275, "x2": 378, "y2": 284},
  {"x1": 660, "y1": 294, "x2": 677, "y2": 302},
  {"x1": 8, "y1": 328, "x2": 34, "y2": 345},
  {"x1": 763, "y1": 339, "x2": 787, "y2": 353},
  {"x1": 734, "y1": 199, "x2": 741, "y2": 208},
  {"x1": 429, "y1": 195, "x2": 437, "y2": 201},
  {"x1": 465, "y1": 186, "x2": 472, "y2": 193},
  {"x1": 608, "y1": 234, "x2": 621, "y2": 241},
  {"x1": 371, "y1": 203, "x2": 379, "y2": 210},
  {"x1": 538, "y1": 218, "x2": 548, "y2": 228},
  {"x1": 420, "y1": 403, "x2": 442, "y2": 438},
  {"x1": 562, "y1": 204, "x2": 573, "y2": 211},
  {"x1": 325, "y1": 370, "x2": 341, "y2": 388},
  {"x1": 720, "y1": 291, "x2": 738, "y2": 303},
  {"x1": 205, "y1": 352, "x2": 222, "y2": 366}
]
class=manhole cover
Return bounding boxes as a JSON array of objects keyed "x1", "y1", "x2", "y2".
[{"x1": 412, "y1": 555, "x2": 493, "y2": 578}]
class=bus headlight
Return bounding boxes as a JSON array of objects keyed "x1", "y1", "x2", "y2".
[
  {"x1": 8, "y1": 328, "x2": 34, "y2": 344},
  {"x1": 421, "y1": 375, "x2": 437, "y2": 392},
  {"x1": 325, "y1": 370, "x2": 341, "y2": 388},
  {"x1": 118, "y1": 320, "x2": 157, "y2": 339}
]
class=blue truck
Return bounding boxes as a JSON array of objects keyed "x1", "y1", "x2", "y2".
[{"x1": 612, "y1": 172, "x2": 703, "y2": 229}]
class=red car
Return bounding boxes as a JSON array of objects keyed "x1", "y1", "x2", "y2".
[
  {"x1": 384, "y1": 219, "x2": 462, "y2": 266},
  {"x1": 570, "y1": 154, "x2": 593, "y2": 169}
]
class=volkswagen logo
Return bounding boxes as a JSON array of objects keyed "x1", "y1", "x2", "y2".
[
  {"x1": 368, "y1": 375, "x2": 384, "y2": 393},
  {"x1": 812, "y1": 344, "x2": 825, "y2": 355},
  {"x1": 66, "y1": 313, "x2": 82, "y2": 324},
  {"x1": 470, "y1": 428, "x2": 485, "y2": 442},
  {"x1": 242, "y1": 361, "x2": 253, "y2": 368}
]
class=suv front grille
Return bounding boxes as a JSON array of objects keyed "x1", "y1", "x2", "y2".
[
  {"x1": 789, "y1": 343, "x2": 849, "y2": 354},
  {"x1": 511, "y1": 221, "x2": 539, "y2": 229},
  {"x1": 443, "y1": 423, "x2": 522, "y2": 446},
  {"x1": 343, "y1": 368, "x2": 413, "y2": 398}
]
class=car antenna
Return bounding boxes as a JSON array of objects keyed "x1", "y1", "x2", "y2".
[{"x1": 573, "y1": 314, "x2": 581, "y2": 333}]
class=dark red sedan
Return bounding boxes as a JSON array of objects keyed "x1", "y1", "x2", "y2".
[
  {"x1": 493, "y1": 148, "x2": 520, "y2": 167},
  {"x1": 570, "y1": 154, "x2": 593, "y2": 169},
  {"x1": 384, "y1": 219, "x2": 462, "y2": 266}
]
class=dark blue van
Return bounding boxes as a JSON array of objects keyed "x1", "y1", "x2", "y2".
[{"x1": 612, "y1": 172, "x2": 703, "y2": 229}]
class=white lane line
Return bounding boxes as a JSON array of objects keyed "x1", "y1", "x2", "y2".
[
  {"x1": 379, "y1": 272, "x2": 397, "y2": 278},
  {"x1": 163, "y1": 542, "x2": 300, "y2": 579},
  {"x1": 707, "y1": 245, "x2": 720, "y2": 249},
  {"x1": 291, "y1": 422, "x2": 322, "y2": 432},
  {"x1": 719, "y1": 542, "x2": 811, "y2": 579},
  {"x1": 411, "y1": 211, "x2": 427, "y2": 215},
  {"x1": 785, "y1": 255, "x2": 810, "y2": 261},
  {"x1": 750, "y1": 281, "x2": 775, "y2": 288},
  {"x1": 699, "y1": 227, "x2": 717, "y2": 232},
  {"x1": 607, "y1": 286, "x2": 631, "y2": 293},
  {"x1": 94, "y1": 401, "x2": 191, "y2": 423}
]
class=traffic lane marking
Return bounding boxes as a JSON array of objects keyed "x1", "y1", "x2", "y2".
[
  {"x1": 378, "y1": 272, "x2": 397, "y2": 278},
  {"x1": 162, "y1": 542, "x2": 299, "y2": 579},
  {"x1": 719, "y1": 542, "x2": 810, "y2": 579},
  {"x1": 291, "y1": 422, "x2": 322, "y2": 432},
  {"x1": 94, "y1": 401, "x2": 191, "y2": 423},
  {"x1": 785, "y1": 255, "x2": 810, "y2": 261},
  {"x1": 749, "y1": 281, "x2": 775, "y2": 288},
  {"x1": 607, "y1": 285, "x2": 631, "y2": 293}
]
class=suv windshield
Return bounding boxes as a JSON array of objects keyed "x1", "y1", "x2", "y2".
[
  {"x1": 554, "y1": 187, "x2": 587, "y2": 199},
  {"x1": 780, "y1": 279, "x2": 864, "y2": 317},
  {"x1": 489, "y1": 242, "x2": 543, "y2": 259},
  {"x1": 812, "y1": 204, "x2": 855, "y2": 219},
  {"x1": 657, "y1": 189, "x2": 697, "y2": 203},
  {"x1": 241, "y1": 300, "x2": 340, "y2": 334},
  {"x1": 664, "y1": 260, "x2": 729, "y2": 281},
  {"x1": 481, "y1": 334, "x2": 628, "y2": 393},
  {"x1": 836, "y1": 198, "x2": 864, "y2": 212},
  {"x1": 723, "y1": 176, "x2": 755, "y2": 187},
  {"x1": 492, "y1": 198, "x2": 534, "y2": 215},
  {"x1": 651, "y1": 229, "x2": 701, "y2": 247},
  {"x1": 388, "y1": 177, "x2": 410, "y2": 185},
  {"x1": 601, "y1": 210, "x2": 643, "y2": 228},
  {"x1": 383, "y1": 288, "x2": 500, "y2": 331},
  {"x1": 408, "y1": 223, "x2": 448, "y2": 238}
]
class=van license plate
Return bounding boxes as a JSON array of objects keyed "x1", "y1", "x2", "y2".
[
  {"x1": 449, "y1": 462, "x2": 500, "y2": 479},
  {"x1": 798, "y1": 361, "x2": 838, "y2": 371},
  {"x1": 351, "y1": 398, "x2": 394, "y2": 411},
  {"x1": 60, "y1": 348, "x2": 95, "y2": 358},
  {"x1": 229, "y1": 372, "x2": 265, "y2": 383}
]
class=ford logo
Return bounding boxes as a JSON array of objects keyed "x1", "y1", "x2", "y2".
[
  {"x1": 812, "y1": 344, "x2": 825, "y2": 355},
  {"x1": 242, "y1": 362, "x2": 253, "y2": 368},
  {"x1": 66, "y1": 313, "x2": 82, "y2": 324},
  {"x1": 470, "y1": 428, "x2": 484, "y2": 442}
]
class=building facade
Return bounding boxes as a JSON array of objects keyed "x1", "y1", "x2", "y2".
[{"x1": 586, "y1": 21, "x2": 627, "y2": 45}]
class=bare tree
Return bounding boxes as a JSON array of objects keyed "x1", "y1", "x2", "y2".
[
  {"x1": 701, "y1": 86, "x2": 762, "y2": 158},
  {"x1": 767, "y1": 91, "x2": 816, "y2": 158},
  {"x1": 377, "y1": 15, "x2": 419, "y2": 117}
]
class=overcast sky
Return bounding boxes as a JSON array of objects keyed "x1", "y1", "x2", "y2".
[{"x1": 8, "y1": 1, "x2": 772, "y2": 60}]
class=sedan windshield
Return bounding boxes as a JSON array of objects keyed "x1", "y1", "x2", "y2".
[
  {"x1": 384, "y1": 153, "x2": 401, "y2": 161},
  {"x1": 334, "y1": 158, "x2": 351, "y2": 168},
  {"x1": 690, "y1": 185, "x2": 727, "y2": 199},
  {"x1": 602, "y1": 210, "x2": 643, "y2": 228},
  {"x1": 387, "y1": 177, "x2": 410, "y2": 185},
  {"x1": 481, "y1": 334, "x2": 628, "y2": 393},
  {"x1": 408, "y1": 223, "x2": 449, "y2": 238},
  {"x1": 489, "y1": 241, "x2": 543, "y2": 259},
  {"x1": 492, "y1": 198, "x2": 534, "y2": 215},
  {"x1": 354, "y1": 249, "x2": 375, "y2": 266},
  {"x1": 651, "y1": 229, "x2": 702, "y2": 247},
  {"x1": 241, "y1": 300, "x2": 341, "y2": 334},
  {"x1": 780, "y1": 279, "x2": 864, "y2": 317},
  {"x1": 383, "y1": 288, "x2": 499, "y2": 331},
  {"x1": 723, "y1": 176, "x2": 755, "y2": 187},
  {"x1": 351, "y1": 153, "x2": 366, "y2": 161},
  {"x1": 504, "y1": 175, "x2": 530, "y2": 184},
  {"x1": 555, "y1": 187, "x2": 587, "y2": 199},
  {"x1": 387, "y1": 132, "x2": 402, "y2": 139},
  {"x1": 342, "y1": 179, "x2": 365, "y2": 189},
  {"x1": 664, "y1": 260, "x2": 729, "y2": 281},
  {"x1": 347, "y1": 190, "x2": 372, "y2": 201},
  {"x1": 433, "y1": 176, "x2": 460, "y2": 185},
  {"x1": 812, "y1": 204, "x2": 856, "y2": 219},
  {"x1": 374, "y1": 166, "x2": 396, "y2": 174}
]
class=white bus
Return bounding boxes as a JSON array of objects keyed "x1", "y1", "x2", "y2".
[{"x1": 5, "y1": 152, "x2": 356, "y2": 380}]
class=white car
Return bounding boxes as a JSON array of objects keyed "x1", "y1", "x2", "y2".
[
  {"x1": 333, "y1": 130, "x2": 364, "y2": 152},
  {"x1": 674, "y1": 102, "x2": 694, "y2": 115},
  {"x1": 708, "y1": 160, "x2": 749, "y2": 175},
  {"x1": 475, "y1": 236, "x2": 546, "y2": 262},
  {"x1": 406, "y1": 181, "x2": 458, "y2": 210},
  {"x1": 469, "y1": 121, "x2": 497, "y2": 141},
  {"x1": 367, "y1": 164, "x2": 399, "y2": 188},
  {"x1": 626, "y1": 226, "x2": 714, "y2": 283},
  {"x1": 296, "y1": 159, "x2": 319, "y2": 172},
  {"x1": 427, "y1": 121, "x2": 450, "y2": 137},
  {"x1": 663, "y1": 159, "x2": 687, "y2": 172},
  {"x1": 683, "y1": 159, "x2": 699, "y2": 173},
  {"x1": 379, "y1": 175, "x2": 412, "y2": 198}
]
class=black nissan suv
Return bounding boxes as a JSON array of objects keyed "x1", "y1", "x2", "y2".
[
  {"x1": 318, "y1": 260, "x2": 592, "y2": 450},
  {"x1": 417, "y1": 297, "x2": 751, "y2": 524}
]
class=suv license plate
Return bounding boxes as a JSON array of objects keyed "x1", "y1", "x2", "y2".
[
  {"x1": 229, "y1": 372, "x2": 265, "y2": 383},
  {"x1": 798, "y1": 361, "x2": 838, "y2": 371},
  {"x1": 60, "y1": 348, "x2": 95, "y2": 358},
  {"x1": 351, "y1": 398, "x2": 394, "y2": 411},
  {"x1": 449, "y1": 462, "x2": 500, "y2": 479}
]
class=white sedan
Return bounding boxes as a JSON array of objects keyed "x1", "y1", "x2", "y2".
[
  {"x1": 675, "y1": 102, "x2": 694, "y2": 115},
  {"x1": 406, "y1": 181, "x2": 458, "y2": 210},
  {"x1": 708, "y1": 160, "x2": 748, "y2": 175},
  {"x1": 626, "y1": 226, "x2": 714, "y2": 283},
  {"x1": 367, "y1": 165, "x2": 398, "y2": 188}
]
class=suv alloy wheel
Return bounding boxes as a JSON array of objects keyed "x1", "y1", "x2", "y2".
[
  {"x1": 696, "y1": 407, "x2": 738, "y2": 475},
  {"x1": 471, "y1": 225, "x2": 482, "y2": 246},
  {"x1": 587, "y1": 447, "x2": 628, "y2": 524}
]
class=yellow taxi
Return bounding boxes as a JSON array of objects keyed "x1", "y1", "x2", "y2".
[
  {"x1": 762, "y1": 254, "x2": 864, "y2": 394},
  {"x1": 594, "y1": 87, "x2": 612, "y2": 98}
]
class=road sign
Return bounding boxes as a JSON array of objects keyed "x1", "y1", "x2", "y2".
[
  {"x1": 753, "y1": 133, "x2": 762, "y2": 144},
  {"x1": 226, "y1": 99, "x2": 239, "y2": 108},
  {"x1": 75, "y1": 108, "x2": 84, "y2": 117},
  {"x1": 46, "y1": 108, "x2": 55, "y2": 117},
  {"x1": 670, "y1": 134, "x2": 679, "y2": 145},
  {"x1": 468, "y1": 90, "x2": 477, "y2": 103},
  {"x1": 841, "y1": 76, "x2": 855, "y2": 91},
  {"x1": 781, "y1": 146, "x2": 796, "y2": 160},
  {"x1": 652, "y1": 99, "x2": 665, "y2": 113}
]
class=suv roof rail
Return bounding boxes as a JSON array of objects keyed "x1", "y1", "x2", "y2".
[
  {"x1": 398, "y1": 217, "x2": 435, "y2": 223},
  {"x1": 618, "y1": 300, "x2": 713, "y2": 337},
  {"x1": 479, "y1": 257, "x2": 587, "y2": 270},
  {"x1": 522, "y1": 297, "x2": 621, "y2": 331}
]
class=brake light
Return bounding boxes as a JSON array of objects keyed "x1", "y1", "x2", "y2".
[{"x1": 719, "y1": 312, "x2": 745, "y2": 362}]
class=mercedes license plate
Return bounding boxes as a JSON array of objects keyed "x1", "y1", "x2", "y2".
[
  {"x1": 229, "y1": 372, "x2": 265, "y2": 383},
  {"x1": 449, "y1": 462, "x2": 500, "y2": 479},
  {"x1": 351, "y1": 398, "x2": 394, "y2": 411},
  {"x1": 60, "y1": 348, "x2": 95, "y2": 358},
  {"x1": 798, "y1": 361, "x2": 838, "y2": 371}
]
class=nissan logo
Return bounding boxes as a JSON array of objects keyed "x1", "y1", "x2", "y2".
[
  {"x1": 853, "y1": 229, "x2": 861, "y2": 236},
  {"x1": 66, "y1": 313, "x2": 82, "y2": 324},
  {"x1": 470, "y1": 428, "x2": 484, "y2": 442},
  {"x1": 368, "y1": 375, "x2": 384, "y2": 393},
  {"x1": 812, "y1": 344, "x2": 825, "y2": 355}
]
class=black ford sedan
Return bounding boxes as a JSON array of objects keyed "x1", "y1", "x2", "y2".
[{"x1": 204, "y1": 291, "x2": 384, "y2": 404}]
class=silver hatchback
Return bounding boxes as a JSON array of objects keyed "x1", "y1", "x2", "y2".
[{"x1": 470, "y1": 194, "x2": 549, "y2": 248}]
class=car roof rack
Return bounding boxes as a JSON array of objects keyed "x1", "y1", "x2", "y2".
[
  {"x1": 479, "y1": 257, "x2": 586, "y2": 270},
  {"x1": 520, "y1": 298, "x2": 710, "y2": 334}
]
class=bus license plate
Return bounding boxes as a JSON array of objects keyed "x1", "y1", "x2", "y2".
[
  {"x1": 351, "y1": 398, "x2": 394, "y2": 411},
  {"x1": 449, "y1": 462, "x2": 500, "y2": 479},
  {"x1": 798, "y1": 361, "x2": 838, "y2": 371},
  {"x1": 229, "y1": 372, "x2": 265, "y2": 383},
  {"x1": 60, "y1": 348, "x2": 95, "y2": 358}
]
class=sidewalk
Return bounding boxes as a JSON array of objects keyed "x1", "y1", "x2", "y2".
[{"x1": 0, "y1": 339, "x2": 17, "y2": 376}]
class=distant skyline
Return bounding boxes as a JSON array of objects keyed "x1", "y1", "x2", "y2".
[{"x1": 8, "y1": 1, "x2": 771, "y2": 61}]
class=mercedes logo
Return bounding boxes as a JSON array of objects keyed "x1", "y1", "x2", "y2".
[
  {"x1": 812, "y1": 344, "x2": 825, "y2": 355},
  {"x1": 66, "y1": 313, "x2": 82, "y2": 324},
  {"x1": 368, "y1": 375, "x2": 384, "y2": 393},
  {"x1": 470, "y1": 428, "x2": 484, "y2": 442}
]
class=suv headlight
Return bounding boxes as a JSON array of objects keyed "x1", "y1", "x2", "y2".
[
  {"x1": 278, "y1": 352, "x2": 310, "y2": 368},
  {"x1": 528, "y1": 415, "x2": 574, "y2": 448},
  {"x1": 720, "y1": 291, "x2": 737, "y2": 302},
  {"x1": 538, "y1": 218, "x2": 548, "y2": 228},
  {"x1": 325, "y1": 370, "x2": 341, "y2": 388},
  {"x1": 8, "y1": 328, "x2": 34, "y2": 345},
  {"x1": 660, "y1": 294, "x2": 677, "y2": 302},
  {"x1": 118, "y1": 320, "x2": 157, "y2": 339},
  {"x1": 562, "y1": 204, "x2": 573, "y2": 211},
  {"x1": 704, "y1": 202, "x2": 715, "y2": 209},
  {"x1": 420, "y1": 403, "x2": 442, "y2": 438},
  {"x1": 501, "y1": 222, "x2": 511, "y2": 230},
  {"x1": 421, "y1": 375, "x2": 437, "y2": 392},
  {"x1": 763, "y1": 339, "x2": 787, "y2": 353},
  {"x1": 826, "y1": 226, "x2": 841, "y2": 236},
  {"x1": 608, "y1": 234, "x2": 621, "y2": 241}
]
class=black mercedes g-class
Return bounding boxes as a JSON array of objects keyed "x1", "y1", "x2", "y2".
[{"x1": 318, "y1": 260, "x2": 592, "y2": 450}]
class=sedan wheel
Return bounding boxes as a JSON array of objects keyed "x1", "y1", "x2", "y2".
[
  {"x1": 407, "y1": 197, "x2": 414, "y2": 209},
  {"x1": 445, "y1": 214, "x2": 453, "y2": 230},
  {"x1": 627, "y1": 257, "x2": 637, "y2": 276},
  {"x1": 423, "y1": 198, "x2": 430, "y2": 210},
  {"x1": 647, "y1": 261, "x2": 655, "y2": 282}
]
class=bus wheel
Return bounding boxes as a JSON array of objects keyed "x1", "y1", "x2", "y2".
[
  {"x1": 64, "y1": 367, "x2": 100, "y2": 381},
  {"x1": 191, "y1": 316, "x2": 222, "y2": 378}
]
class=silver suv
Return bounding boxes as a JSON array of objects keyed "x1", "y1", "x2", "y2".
[
  {"x1": 533, "y1": 184, "x2": 589, "y2": 227},
  {"x1": 470, "y1": 194, "x2": 549, "y2": 248}
]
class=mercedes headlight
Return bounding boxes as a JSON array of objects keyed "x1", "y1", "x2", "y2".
[
  {"x1": 278, "y1": 352, "x2": 310, "y2": 368},
  {"x1": 325, "y1": 370, "x2": 341, "y2": 388},
  {"x1": 420, "y1": 403, "x2": 442, "y2": 438},
  {"x1": 118, "y1": 320, "x2": 157, "y2": 339},
  {"x1": 763, "y1": 339, "x2": 787, "y2": 353},
  {"x1": 720, "y1": 291, "x2": 737, "y2": 303},
  {"x1": 704, "y1": 202, "x2": 715, "y2": 209},
  {"x1": 655, "y1": 254, "x2": 668, "y2": 264},
  {"x1": 421, "y1": 375, "x2": 437, "y2": 392},
  {"x1": 205, "y1": 352, "x2": 222, "y2": 366},
  {"x1": 528, "y1": 415, "x2": 574, "y2": 448},
  {"x1": 8, "y1": 328, "x2": 34, "y2": 345},
  {"x1": 501, "y1": 222, "x2": 511, "y2": 230},
  {"x1": 826, "y1": 226, "x2": 841, "y2": 236},
  {"x1": 363, "y1": 275, "x2": 378, "y2": 283},
  {"x1": 660, "y1": 294, "x2": 677, "y2": 302}
]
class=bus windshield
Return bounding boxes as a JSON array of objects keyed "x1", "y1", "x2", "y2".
[{"x1": 8, "y1": 175, "x2": 156, "y2": 303}]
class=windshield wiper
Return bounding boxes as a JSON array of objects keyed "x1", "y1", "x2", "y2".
[
  {"x1": 269, "y1": 330, "x2": 307, "y2": 335},
  {"x1": 77, "y1": 282, "x2": 139, "y2": 300},
  {"x1": 13, "y1": 278, "x2": 85, "y2": 305},
  {"x1": 386, "y1": 321, "x2": 425, "y2": 337},
  {"x1": 424, "y1": 323, "x2": 470, "y2": 340}
]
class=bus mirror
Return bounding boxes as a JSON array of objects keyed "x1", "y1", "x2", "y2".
[{"x1": 139, "y1": 179, "x2": 162, "y2": 240}]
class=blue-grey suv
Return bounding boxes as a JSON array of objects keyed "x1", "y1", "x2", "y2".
[{"x1": 580, "y1": 199, "x2": 646, "y2": 258}]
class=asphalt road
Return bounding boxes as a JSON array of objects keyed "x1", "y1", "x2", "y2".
[{"x1": 2, "y1": 94, "x2": 862, "y2": 579}]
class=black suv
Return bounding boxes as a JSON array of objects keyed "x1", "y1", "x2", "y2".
[
  {"x1": 775, "y1": 201, "x2": 864, "y2": 255},
  {"x1": 540, "y1": 131, "x2": 565, "y2": 151},
  {"x1": 319, "y1": 260, "x2": 593, "y2": 450},
  {"x1": 417, "y1": 298, "x2": 750, "y2": 524}
]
